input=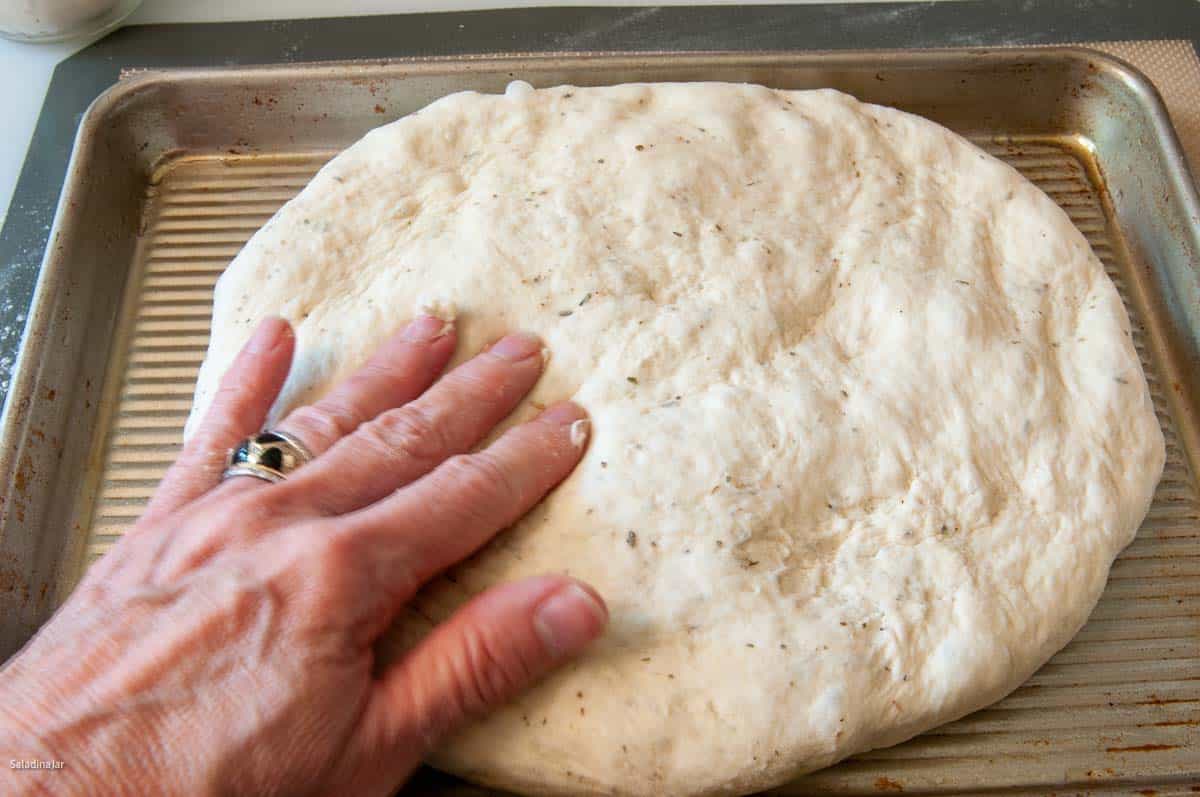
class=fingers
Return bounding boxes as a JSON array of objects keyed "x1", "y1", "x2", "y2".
[
  {"x1": 278, "y1": 331, "x2": 548, "y2": 516},
  {"x1": 275, "y1": 315, "x2": 457, "y2": 460},
  {"x1": 342, "y1": 401, "x2": 589, "y2": 598},
  {"x1": 368, "y1": 575, "x2": 607, "y2": 755},
  {"x1": 140, "y1": 317, "x2": 294, "y2": 527},
  {"x1": 212, "y1": 314, "x2": 456, "y2": 502}
]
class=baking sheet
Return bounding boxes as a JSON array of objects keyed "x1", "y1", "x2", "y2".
[{"x1": 1, "y1": 50, "x2": 1198, "y2": 794}]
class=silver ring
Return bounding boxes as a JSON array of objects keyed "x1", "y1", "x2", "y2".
[{"x1": 222, "y1": 430, "x2": 313, "y2": 484}]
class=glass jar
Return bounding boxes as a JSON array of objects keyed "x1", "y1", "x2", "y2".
[{"x1": 0, "y1": 0, "x2": 143, "y2": 43}]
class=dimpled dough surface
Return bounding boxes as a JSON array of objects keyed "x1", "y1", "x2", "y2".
[{"x1": 187, "y1": 82, "x2": 1165, "y2": 796}]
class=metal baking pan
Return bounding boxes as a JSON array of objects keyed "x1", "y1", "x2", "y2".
[{"x1": 1, "y1": 49, "x2": 1197, "y2": 795}]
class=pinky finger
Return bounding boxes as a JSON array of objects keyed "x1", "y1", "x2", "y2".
[{"x1": 139, "y1": 317, "x2": 295, "y2": 527}]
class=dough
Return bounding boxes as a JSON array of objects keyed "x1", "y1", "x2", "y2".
[{"x1": 187, "y1": 82, "x2": 1165, "y2": 796}]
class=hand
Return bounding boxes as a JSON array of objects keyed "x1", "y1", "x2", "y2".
[{"x1": 0, "y1": 316, "x2": 606, "y2": 797}]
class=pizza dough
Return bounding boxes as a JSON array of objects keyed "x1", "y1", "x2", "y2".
[{"x1": 187, "y1": 82, "x2": 1165, "y2": 796}]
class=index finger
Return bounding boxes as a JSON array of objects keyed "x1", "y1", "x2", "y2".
[{"x1": 213, "y1": 315, "x2": 457, "y2": 501}]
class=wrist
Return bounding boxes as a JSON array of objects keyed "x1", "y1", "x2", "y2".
[
  {"x1": 0, "y1": 677, "x2": 138, "y2": 797},
  {"x1": 0, "y1": 713, "x2": 74, "y2": 797}
]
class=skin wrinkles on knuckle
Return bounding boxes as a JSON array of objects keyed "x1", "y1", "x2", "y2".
[
  {"x1": 286, "y1": 402, "x2": 360, "y2": 447},
  {"x1": 441, "y1": 453, "x2": 524, "y2": 521},
  {"x1": 361, "y1": 404, "x2": 453, "y2": 466},
  {"x1": 450, "y1": 624, "x2": 526, "y2": 723}
]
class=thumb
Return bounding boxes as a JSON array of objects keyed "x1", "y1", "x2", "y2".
[{"x1": 372, "y1": 575, "x2": 607, "y2": 757}]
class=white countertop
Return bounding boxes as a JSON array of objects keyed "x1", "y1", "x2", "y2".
[{"x1": 0, "y1": 0, "x2": 900, "y2": 230}]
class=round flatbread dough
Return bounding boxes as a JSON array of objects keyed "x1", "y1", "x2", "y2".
[{"x1": 187, "y1": 82, "x2": 1165, "y2": 796}]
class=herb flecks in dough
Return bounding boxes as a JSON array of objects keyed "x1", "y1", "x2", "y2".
[{"x1": 187, "y1": 81, "x2": 1165, "y2": 797}]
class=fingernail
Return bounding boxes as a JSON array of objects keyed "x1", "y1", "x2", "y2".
[
  {"x1": 534, "y1": 582, "x2": 608, "y2": 658},
  {"x1": 246, "y1": 317, "x2": 289, "y2": 354},
  {"x1": 541, "y1": 401, "x2": 586, "y2": 426},
  {"x1": 403, "y1": 315, "x2": 451, "y2": 342},
  {"x1": 539, "y1": 403, "x2": 590, "y2": 447},
  {"x1": 490, "y1": 331, "x2": 542, "y2": 362},
  {"x1": 569, "y1": 419, "x2": 590, "y2": 448}
]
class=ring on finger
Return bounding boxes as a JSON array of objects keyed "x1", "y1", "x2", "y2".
[{"x1": 223, "y1": 430, "x2": 313, "y2": 484}]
